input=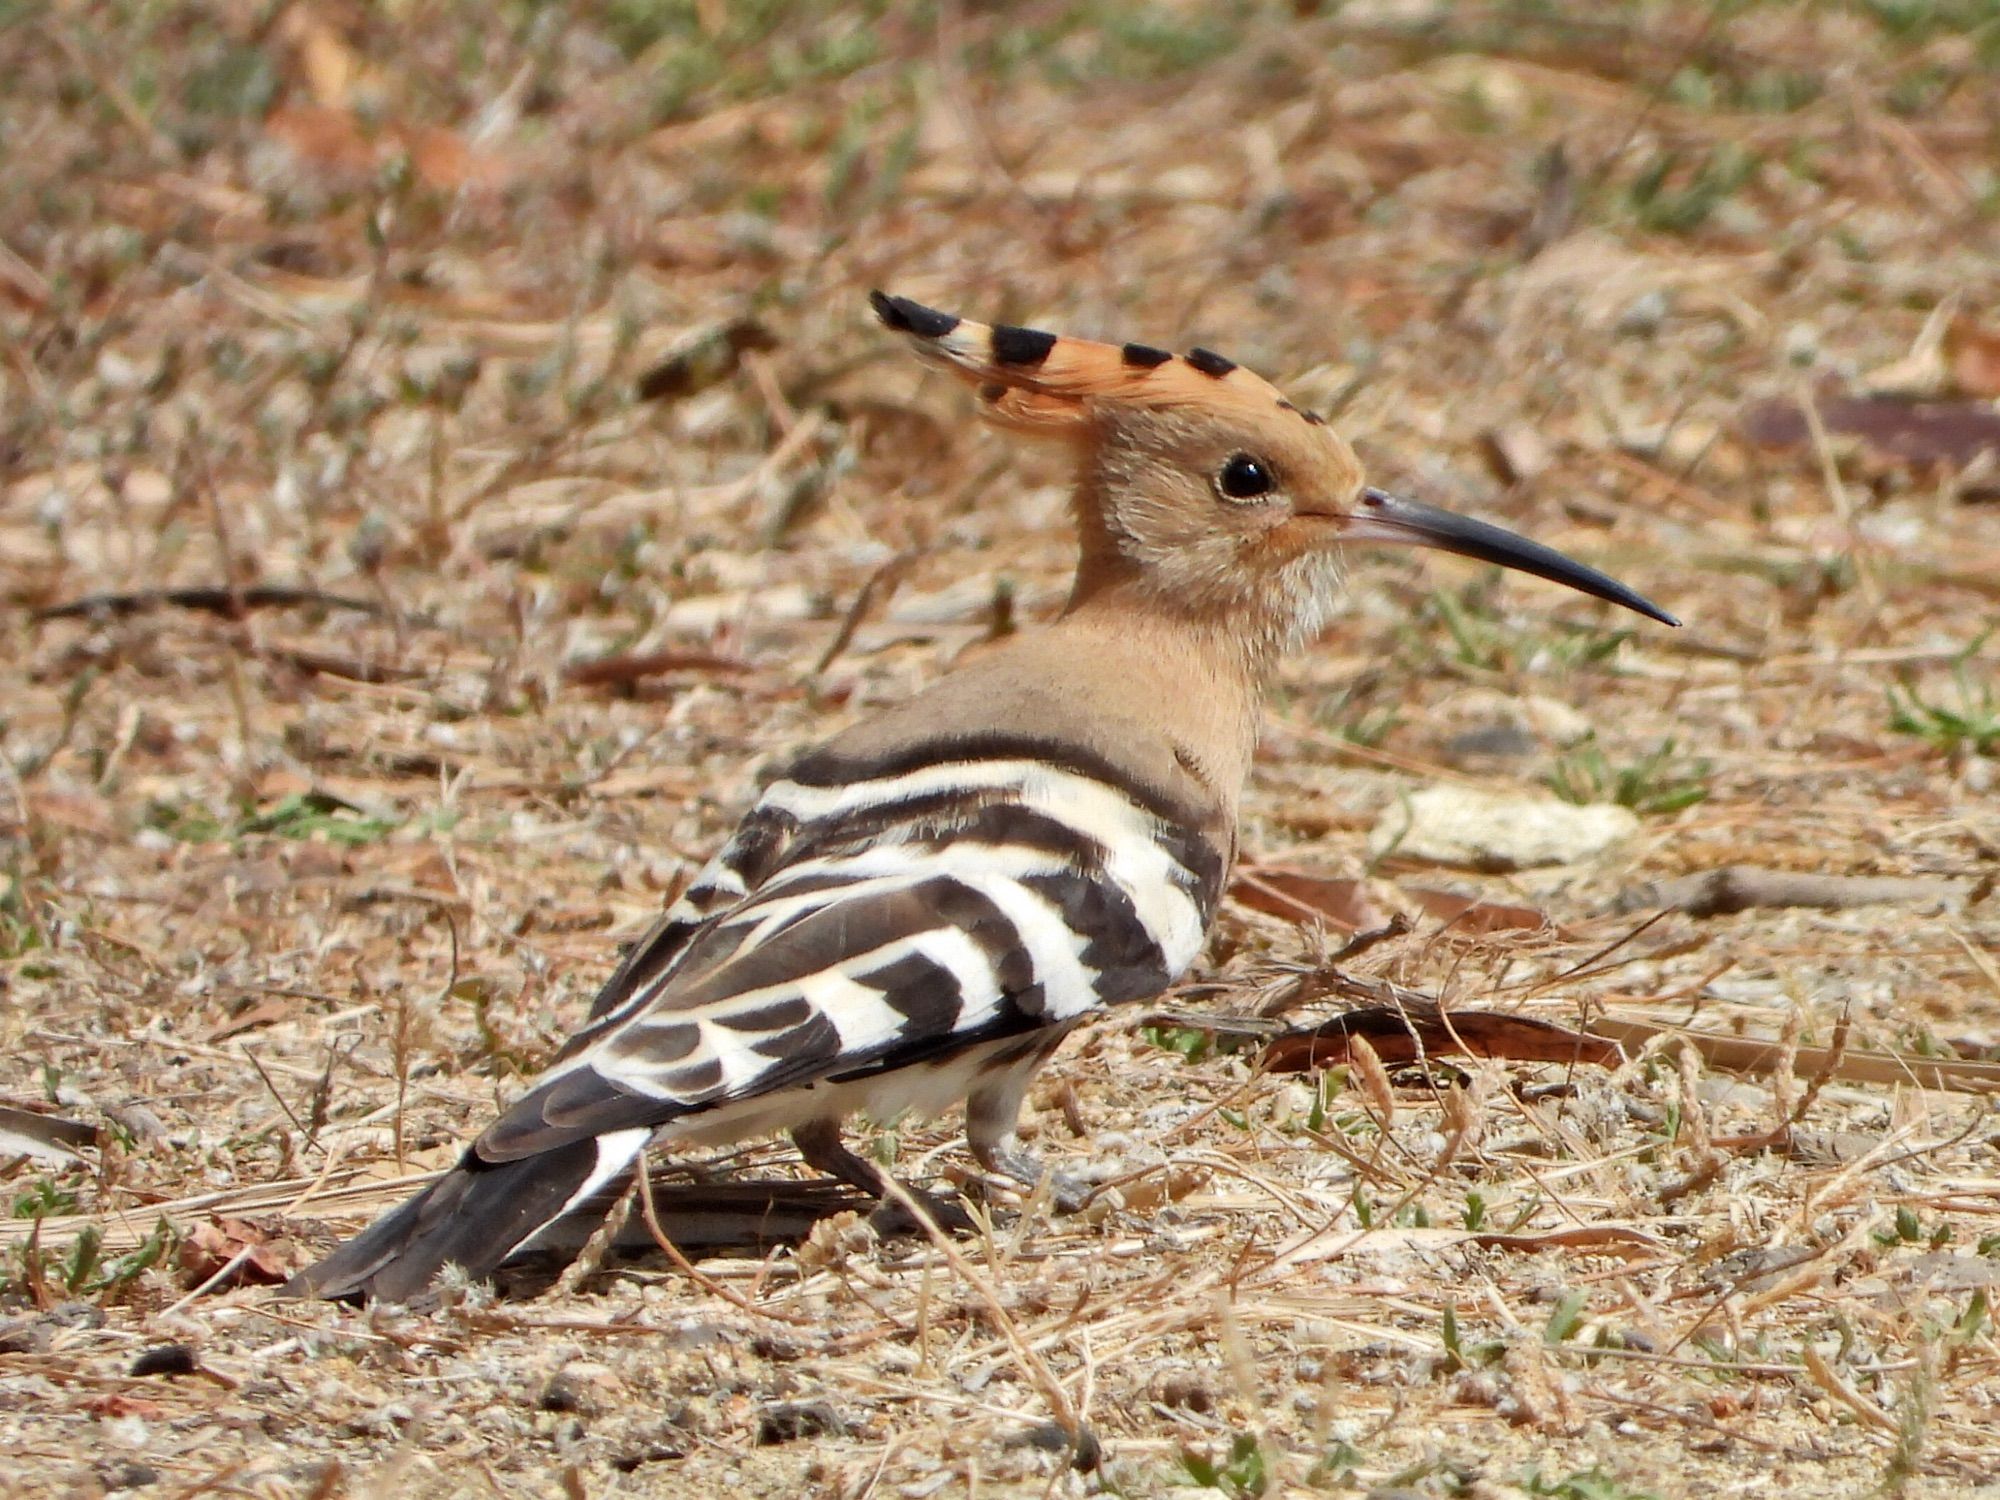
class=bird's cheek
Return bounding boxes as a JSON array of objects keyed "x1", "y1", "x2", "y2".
[{"x1": 1267, "y1": 513, "x2": 1340, "y2": 556}]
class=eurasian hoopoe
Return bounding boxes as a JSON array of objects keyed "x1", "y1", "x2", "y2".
[{"x1": 288, "y1": 292, "x2": 1675, "y2": 1304}]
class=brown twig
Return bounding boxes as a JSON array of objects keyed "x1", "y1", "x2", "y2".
[
  {"x1": 562, "y1": 648, "x2": 756, "y2": 689},
  {"x1": 1619, "y1": 865, "x2": 1965, "y2": 918},
  {"x1": 813, "y1": 552, "x2": 914, "y2": 677},
  {"x1": 32, "y1": 585, "x2": 382, "y2": 623},
  {"x1": 632, "y1": 1151, "x2": 814, "y2": 1326}
]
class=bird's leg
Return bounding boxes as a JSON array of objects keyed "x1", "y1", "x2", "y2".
[
  {"x1": 790, "y1": 1118, "x2": 972, "y2": 1234},
  {"x1": 965, "y1": 1040, "x2": 1089, "y2": 1213}
]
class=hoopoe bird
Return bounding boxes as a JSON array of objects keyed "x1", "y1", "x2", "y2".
[{"x1": 289, "y1": 292, "x2": 1676, "y2": 1303}]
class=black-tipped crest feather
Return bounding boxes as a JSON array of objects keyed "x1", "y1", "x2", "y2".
[{"x1": 869, "y1": 290, "x2": 959, "y2": 339}]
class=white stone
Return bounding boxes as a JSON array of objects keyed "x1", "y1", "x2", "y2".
[{"x1": 1369, "y1": 786, "x2": 1640, "y2": 869}]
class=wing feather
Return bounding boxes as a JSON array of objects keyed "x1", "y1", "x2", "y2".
[{"x1": 470, "y1": 759, "x2": 1214, "y2": 1166}]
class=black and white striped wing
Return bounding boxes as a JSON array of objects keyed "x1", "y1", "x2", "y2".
[
  {"x1": 580, "y1": 804, "x2": 796, "y2": 1027},
  {"x1": 475, "y1": 750, "x2": 1224, "y2": 1162}
]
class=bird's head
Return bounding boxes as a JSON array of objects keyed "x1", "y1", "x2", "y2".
[{"x1": 872, "y1": 291, "x2": 1676, "y2": 659}]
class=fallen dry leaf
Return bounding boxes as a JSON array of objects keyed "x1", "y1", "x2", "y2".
[
  {"x1": 1402, "y1": 884, "x2": 1554, "y2": 934},
  {"x1": 262, "y1": 105, "x2": 510, "y2": 194},
  {"x1": 1262, "y1": 1005, "x2": 1624, "y2": 1072},
  {"x1": 1229, "y1": 866, "x2": 1385, "y2": 931},
  {"x1": 201, "y1": 996, "x2": 297, "y2": 1043},
  {"x1": 1950, "y1": 317, "x2": 2000, "y2": 399},
  {"x1": 177, "y1": 1218, "x2": 295, "y2": 1290},
  {"x1": 84, "y1": 1394, "x2": 167, "y2": 1421},
  {"x1": 0, "y1": 1105, "x2": 98, "y2": 1164},
  {"x1": 1742, "y1": 389, "x2": 2000, "y2": 471}
]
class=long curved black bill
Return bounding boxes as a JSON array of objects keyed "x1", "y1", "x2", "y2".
[{"x1": 1343, "y1": 488, "x2": 1679, "y2": 627}]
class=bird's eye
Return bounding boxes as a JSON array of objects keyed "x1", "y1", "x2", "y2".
[{"x1": 1216, "y1": 453, "x2": 1276, "y2": 502}]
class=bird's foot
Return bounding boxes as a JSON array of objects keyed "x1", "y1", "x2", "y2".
[
  {"x1": 865, "y1": 1185, "x2": 978, "y2": 1238},
  {"x1": 791, "y1": 1119, "x2": 977, "y2": 1236},
  {"x1": 975, "y1": 1143, "x2": 1091, "y2": 1214}
]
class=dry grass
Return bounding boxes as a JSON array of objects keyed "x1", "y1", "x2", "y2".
[{"x1": 4, "y1": 2, "x2": 2000, "y2": 1495}]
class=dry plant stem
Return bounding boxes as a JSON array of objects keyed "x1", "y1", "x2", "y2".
[
  {"x1": 399, "y1": 913, "x2": 460, "y2": 1173},
  {"x1": 44, "y1": 22, "x2": 179, "y2": 166},
  {"x1": 241, "y1": 1047, "x2": 311, "y2": 1145},
  {"x1": 932, "y1": 0, "x2": 1061, "y2": 237},
  {"x1": 871, "y1": 1173, "x2": 1085, "y2": 1449},
  {"x1": 1951, "y1": 926, "x2": 2000, "y2": 1001},
  {"x1": 1881, "y1": 1337, "x2": 1940, "y2": 1496},
  {"x1": 1587, "y1": 1014, "x2": 2000, "y2": 1097},
  {"x1": 161, "y1": 1247, "x2": 259, "y2": 1317},
  {"x1": 0, "y1": 748, "x2": 53, "y2": 947},
  {"x1": 631, "y1": 1151, "x2": 813, "y2": 1326},
  {"x1": 550, "y1": 1174, "x2": 640, "y2": 1300},
  {"x1": 189, "y1": 450, "x2": 260, "y2": 804},
  {"x1": 277, "y1": 1138, "x2": 360, "y2": 1223},
  {"x1": 1796, "y1": 376, "x2": 1885, "y2": 616},
  {"x1": 1255, "y1": 917, "x2": 1413, "y2": 1019},
  {"x1": 1728, "y1": 1216, "x2": 1881, "y2": 1325},
  {"x1": 1801, "y1": 1343, "x2": 1898, "y2": 1435},
  {"x1": 1534, "y1": 909, "x2": 1677, "y2": 990},
  {"x1": 1578, "y1": 1385, "x2": 1785, "y2": 1453},
  {"x1": 31, "y1": 585, "x2": 382, "y2": 622},
  {"x1": 814, "y1": 552, "x2": 914, "y2": 677}
]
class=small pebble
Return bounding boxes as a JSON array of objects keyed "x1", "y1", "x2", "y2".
[{"x1": 129, "y1": 1344, "x2": 198, "y2": 1378}]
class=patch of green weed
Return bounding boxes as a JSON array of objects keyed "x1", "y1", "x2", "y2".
[
  {"x1": 1545, "y1": 734, "x2": 1712, "y2": 815},
  {"x1": 1173, "y1": 1432, "x2": 1267, "y2": 1498},
  {"x1": 1887, "y1": 668, "x2": 2000, "y2": 757}
]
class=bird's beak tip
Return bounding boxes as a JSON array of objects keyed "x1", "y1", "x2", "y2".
[{"x1": 1344, "y1": 489, "x2": 1679, "y2": 628}]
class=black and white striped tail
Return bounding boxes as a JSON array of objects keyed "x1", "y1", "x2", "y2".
[{"x1": 284, "y1": 1128, "x2": 649, "y2": 1304}]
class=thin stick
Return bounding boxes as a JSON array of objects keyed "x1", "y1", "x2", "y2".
[
  {"x1": 872, "y1": 1174, "x2": 1084, "y2": 1444},
  {"x1": 160, "y1": 1246, "x2": 258, "y2": 1317},
  {"x1": 1796, "y1": 376, "x2": 1884, "y2": 614},
  {"x1": 632, "y1": 1151, "x2": 813, "y2": 1325}
]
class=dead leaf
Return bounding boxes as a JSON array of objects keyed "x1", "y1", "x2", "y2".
[
  {"x1": 1859, "y1": 299, "x2": 1954, "y2": 397},
  {"x1": 202, "y1": 996, "x2": 295, "y2": 1043},
  {"x1": 86, "y1": 1394, "x2": 167, "y2": 1420},
  {"x1": 177, "y1": 1218, "x2": 294, "y2": 1289},
  {"x1": 1742, "y1": 389, "x2": 2000, "y2": 471},
  {"x1": 1950, "y1": 317, "x2": 2000, "y2": 399},
  {"x1": 1262, "y1": 1005, "x2": 1623, "y2": 1072},
  {"x1": 633, "y1": 318, "x2": 779, "y2": 403},
  {"x1": 279, "y1": 7, "x2": 360, "y2": 109},
  {"x1": 262, "y1": 103, "x2": 377, "y2": 178},
  {"x1": 1476, "y1": 424, "x2": 1552, "y2": 486},
  {"x1": 1403, "y1": 884, "x2": 1554, "y2": 934},
  {"x1": 0, "y1": 1104, "x2": 98, "y2": 1163},
  {"x1": 1230, "y1": 866, "x2": 1385, "y2": 931},
  {"x1": 26, "y1": 792, "x2": 115, "y2": 837},
  {"x1": 1471, "y1": 1223, "x2": 1665, "y2": 1256},
  {"x1": 262, "y1": 105, "x2": 508, "y2": 194}
]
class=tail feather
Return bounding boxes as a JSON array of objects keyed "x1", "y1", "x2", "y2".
[{"x1": 285, "y1": 1128, "x2": 650, "y2": 1304}]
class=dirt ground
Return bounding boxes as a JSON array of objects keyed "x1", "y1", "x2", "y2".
[{"x1": 5, "y1": 3, "x2": 2000, "y2": 1496}]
